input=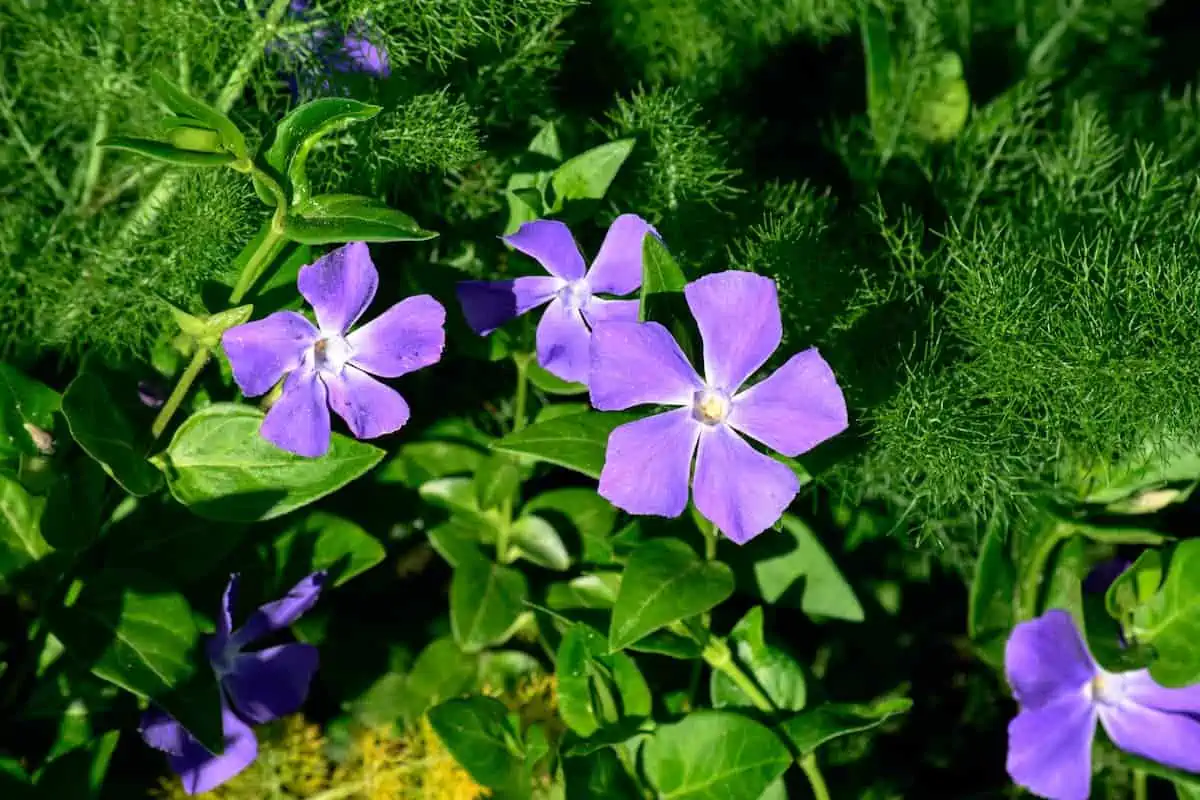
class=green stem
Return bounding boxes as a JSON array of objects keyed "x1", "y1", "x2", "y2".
[
  {"x1": 1133, "y1": 769, "x2": 1148, "y2": 800},
  {"x1": 229, "y1": 221, "x2": 286, "y2": 304},
  {"x1": 151, "y1": 347, "x2": 210, "y2": 440},
  {"x1": 512, "y1": 355, "x2": 530, "y2": 433},
  {"x1": 799, "y1": 753, "x2": 832, "y2": 800},
  {"x1": 700, "y1": 636, "x2": 775, "y2": 714},
  {"x1": 1019, "y1": 522, "x2": 1073, "y2": 620}
]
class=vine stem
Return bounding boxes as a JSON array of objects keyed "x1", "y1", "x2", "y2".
[
  {"x1": 1132, "y1": 769, "x2": 1148, "y2": 800},
  {"x1": 799, "y1": 754, "x2": 832, "y2": 800},
  {"x1": 151, "y1": 348, "x2": 210, "y2": 439}
]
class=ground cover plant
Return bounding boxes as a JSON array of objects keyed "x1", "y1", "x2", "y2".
[{"x1": 8, "y1": 0, "x2": 1200, "y2": 798}]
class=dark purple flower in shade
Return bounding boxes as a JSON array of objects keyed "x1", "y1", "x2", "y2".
[
  {"x1": 140, "y1": 573, "x2": 325, "y2": 795},
  {"x1": 456, "y1": 215, "x2": 657, "y2": 384},
  {"x1": 1005, "y1": 609, "x2": 1200, "y2": 800},
  {"x1": 221, "y1": 242, "x2": 446, "y2": 458},
  {"x1": 1082, "y1": 557, "x2": 1133, "y2": 595},
  {"x1": 277, "y1": 0, "x2": 389, "y2": 100},
  {"x1": 588, "y1": 270, "x2": 848, "y2": 543}
]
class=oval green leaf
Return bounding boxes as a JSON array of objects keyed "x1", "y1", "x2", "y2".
[
  {"x1": 98, "y1": 136, "x2": 236, "y2": 167},
  {"x1": 643, "y1": 711, "x2": 791, "y2": 800},
  {"x1": 427, "y1": 695, "x2": 527, "y2": 793},
  {"x1": 264, "y1": 99, "x2": 381, "y2": 205},
  {"x1": 710, "y1": 607, "x2": 806, "y2": 712},
  {"x1": 149, "y1": 71, "x2": 246, "y2": 159},
  {"x1": 492, "y1": 411, "x2": 638, "y2": 479},
  {"x1": 155, "y1": 404, "x2": 384, "y2": 521},
  {"x1": 779, "y1": 696, "x2": 912, "y2": 755},
  {"x1": 609, "y1": 538, "x2": 735, "y2": 651},
  {"x1": 284, "y1": 194, "x2": 437, "y2": 244},
  {"x1": 450, "y1": 552, "x2": 529, "y2": 653}
]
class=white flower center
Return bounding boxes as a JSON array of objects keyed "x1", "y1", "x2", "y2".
[
  {"x1": 1088, "y1": 671, "x2": 1127, "y2": 706},
  {"x1": 311, "y1": 335, "x2": 353, "y2": 374},
  {"x1": 692, "y1": 387, "x2": 731, "y2": 426},
  {"x1": 557, "y1": 280, "x2": 591, "y2": 311}
]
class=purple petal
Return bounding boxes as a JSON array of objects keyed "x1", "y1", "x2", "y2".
[
  {"x1": 1120, "y1": 669, "x2": 1200, "y2": 714},
  {"x1": 692, "y1": 425, "x2": 800, "y2": 544},
  {"x1": 346, "y1": 294, "x2": 445, "y2": 378},
  {"x1": 728, "y1": 348, "x2": 848, "y2": 457},
  {"x1": 1007, "y1": 693, "x2": 1096, "y2": 800},
  {"x1": 221, "y1": 312, "x2": 318, "y2": 397},
  {"x1": 598, "y1": 408, "x2": 700, "y2": 518},
  {"x1": 503, "y1": 220, "x2": 586, "y2": 281},
  {"x1": 582, "y1": 297, "x2": 639, "y2": 327},
  {"x1": 340, "y1": 32, "x2": 389, "y2": 77},
  {"x1": 1099, "y1": 701, "x2": 1200, "y2": 773},
  {"x1": 260, "y1": 368, "x2": 331, "y2": 458},
  {"x1": 171, "y1": 704, "x2": 258, "y2": 796},
  {"x1": 140, "y1": 707, "x2": 188, "y2": 756},
  {"x1": 234, "y1": 572, "x2": 326, "y2": 647},
  {"x1": 684, "y1": 271, "x2": 782, "y2": 391},
  {"x1": 536, "y1": 298, "x2": 591, "y2": 384},
  {"x1": 585, "y1": 214, "x2": 656, "y2": 296},
  {"x1": 324, "y1": 366, "x2": 411, "y2": 439},
  {"x1": 1005, "y1": 610, "x2": 1098, "y2": 710},
  {"x1": 589, "y1": 321, "x2": 702, "y2": 411},
  {"x1": 218, "y1": 575, "x2": 238, "y2": 643},
  {"x1": 297, "y1": 242, "x2": 378, "y2": 335},
  {"x1": 224, "y1": 643, "x2": 319, "y2": 725},
  {"x1": 456, "y1": 277, "x2": 561, "y2": 335}
]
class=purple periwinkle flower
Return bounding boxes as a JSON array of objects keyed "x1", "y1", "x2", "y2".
[
  {"x1": 588, "y1": 270, "x2": 848, "y2": 543},
  {"x1": 1082, "y1": 556, "x2": 1134, "y2": 595},
  {"x1": 1006, "y1": 609, "x2": 1200, "y2": 799},
  {"x1": 140, "y1": 572, "x2": 325, "y2": 795},
  {"x1": 456, "y1": 215, "x2": 657, "y2": 384},
  {"x1": 277, "y1": 1, "x2": 389, "y2": 100},
  {"x1": 222, "y1": 242, "x2": 446, "y2": 458}
]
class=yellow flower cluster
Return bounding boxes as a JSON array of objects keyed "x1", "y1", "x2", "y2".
[{"x1": 149, "y1": 673, "x2": 560, "y2": 800}]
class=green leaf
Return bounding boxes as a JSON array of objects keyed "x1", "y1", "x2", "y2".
[
  {"x1": 164, "y1": 122, "x2": 223, "y2": 153},
  {"x1": 527, "y1": 361, "x2": 587, "y2": 395},
  {"x1": 149, "y1": 71, "x2": 247, "y2": 159},
  {"x1": 267, "y1": 511, "x2": 385, "y2": 588},
  {"x1": 0, "y1": 362, "x2": 60, "y2": 458},
  {"x1": 401, "y1": 637, "x2": 479, "y2": 723},
  {"x1": 156, "y1": 404, "x2": 384, "y2": 521},
  {"x1": 427, "y1": 696, "x2": 527, "y2": 793},
  {"x1": 563, "y1": 748, "x2": 641, "y2": 800},
  {"x1": 451, "y1": 552, "x2": 529, "y2": 653},
  {"x1": 48, "y1": 570, "x2": 222, "y2": 751},
  {"x1": 609, "y1": 538, "x2": 735, "y2": 651},
  {"x1": 509, "y1": 514, "x2": 571, "y2": 571},
  {"x1": 263, "y1": 98, "x2": 381, "y2": 205},
  {"x1": 62, "y1": 361, "x2": 162, "y2": 496},
  {"x1": 523, "y1": 488, "x2": 618, "y2": 565},
  {"x1": 1132, "y1": 539, "x2": 1200, "y2": 686},
  {"x1": 626, "y1": 629, "x2": 703, "y2": 660},
  {"x1": 376, "y1": 440, "x2": 485, "y2": 487},
  {"x1": 1041, "y1": 535, "x2": 1087, "y2": 624},
  {"x1": 556, "y1": 624, "x2": 652, "y2": 738},
  {"x1": 779, "y1": 696, "x2": 912, "y2": 755},
  {"x1": 40, "y1": 457, "x2": 106, "y2": 552},
  {"x1": 643, "y1": 711, "x2": 792, "y2": 800},
  {"x1": 547, "y1": 573, "x2": 622, "y2": 610},
  {"x1": 0, "y1": 473, "x2": 50, "y2": 581},
  {"x1": 732, "y1": 514, "x2": 863, "y2": 622},
  {"x1": 859, "y1": 3, "x2": 893, "y2": 149},
  {"x1": 492, "y1": 411, "x2": 638, "y2": 479},
  {"x1": 710, "y1": 607, "x2": 806, "y2": 712},
  {"x1": 474, "y1": 453, "x2": 522, "y2": 511},
  {"x1": 171, "y1": 304, "x2": 254, "y2": 349},
  {"x1": 33, "y1": 731, "x2": 118, "y2": 799},
  {"x1": 1106, "y1": 548, "x2": 1163, "y2": 621},
  {"x1": 549, "y1": 139, "x2": 635, "y2": 207},
  {"x1": 97, "y1": 136, "x2": 236, "y2": 167},
  {"x1": 967, "y1": 518, "x2": 1017, "y2": 668},
  {"x1": 420, "y1": 477, "x2": 505, "y2": 533},
  {"x1": 428, "y1": 516, "x2": 488, "y2": 567},
  {"x1": 284, "y1": 194, "x2": 437, "y2": 244},
  {"x1": 0, "y1": 756, "x2": 32, "y2": 800},
  {"x1": 639, "y1": 234, "x2": 686, "y2": 323}
]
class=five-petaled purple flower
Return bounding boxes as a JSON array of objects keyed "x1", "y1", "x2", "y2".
[
  {"x1": 456, "y1": 215, "x2": 657, "y2": 384},
  {"x1": 1006, "y1": 609, "x2": 1200, "y2": 799},
  {"x1": 588, "y1": 270, "x2": 848, "y2": 543},
  {"x1": 274, "y1": 1, "x2": 390, "y2": 100},
  {"x1": 140, "y1": 573, "x2": 325, "y2": 795},
  {"x1": 222, "y1": 242, "x2": 446, "y2": 458}
]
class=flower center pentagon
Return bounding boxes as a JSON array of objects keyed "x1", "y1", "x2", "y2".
[
  {"x1": 557, "y1": 280, "x2": 591, "y2": 311},
  {"x1": 1089, "y1": 672, "x2": 1126, "y2": 706},
  {"x1": 692, "y1": 387, "x2": 731, "y2": 426},
  {"x1": 312, "y1": 335, "x2": 353, "y2": 374}
]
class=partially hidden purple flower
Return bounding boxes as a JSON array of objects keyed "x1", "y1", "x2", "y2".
[
  {"x1": 456, "y1": 215, "x2": 657, "y2": 384},
  {"x1": 278, "y1": 1, "x2": 389, "y2": 100},
  {"x1": 588, "y1": 271, "x2": 848, "y2": 543},
  {"x1": 1006, "y1": 609, "x2": 1200, "y2": 799},
  {"x1": 221, "y1": 242, "x2": 446, "y2": 458},
  {"x1": 140, "y1": 572, "x2": 325, "y2": 795},
  {"x1": 1082, "y1": 556, "x2": 1134, "y2": 595}
]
